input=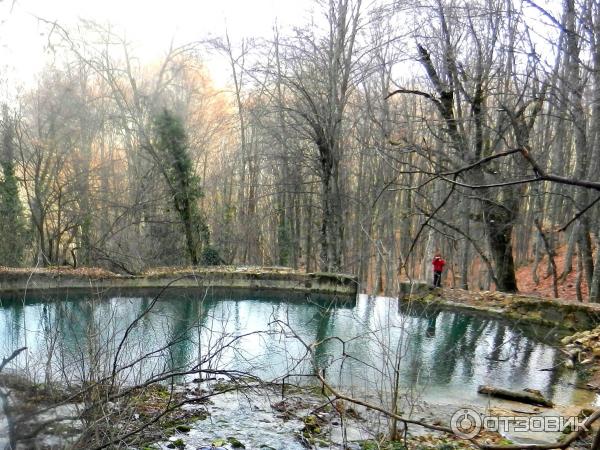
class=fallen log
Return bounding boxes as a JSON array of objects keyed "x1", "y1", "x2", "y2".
[{"x1": 477, "y1": 385, "x2": 553, "y2": 407}]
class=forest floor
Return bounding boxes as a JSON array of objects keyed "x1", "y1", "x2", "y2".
[{"x1": 515, "y1": 245, "x2": 589, "y2": 301}]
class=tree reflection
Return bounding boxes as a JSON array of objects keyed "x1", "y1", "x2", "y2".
[{"x1": 430, "y1": 313, "x2": 472, "y2": 385}]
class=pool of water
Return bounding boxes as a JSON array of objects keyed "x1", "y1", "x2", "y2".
[{"x1": 0, "y1": 289, "x2": 596, "y2": 408}]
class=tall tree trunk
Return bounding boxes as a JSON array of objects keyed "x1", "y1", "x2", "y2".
[{"x1": 585, "y1": 2, "x2": 600, "y2": 302}]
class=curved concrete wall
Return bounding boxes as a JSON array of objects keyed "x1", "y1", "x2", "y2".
[{"x1": 0, "y1": 269, "x2": 359, "y2": 298}]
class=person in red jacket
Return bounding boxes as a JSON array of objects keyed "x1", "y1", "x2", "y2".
[{"x1": 432, "y1": 252, "x2": 446, "y2": 287}]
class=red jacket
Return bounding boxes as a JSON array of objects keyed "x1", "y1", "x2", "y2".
[{"x1": 432, "y1": 257, "x2": 445, "y2": 272}]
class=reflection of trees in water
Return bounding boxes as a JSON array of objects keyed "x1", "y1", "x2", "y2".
[
  {"x1": 515, "y1": 334, "x2": 535, "y2": 374},
  {"x1": 217, "y1": 298, "x2": 251, "y2": 374},
  {"x1": 405, "y1": 315, "x2": 426, "y2": 386},
  {"x1": 165, "y1": 297, "x2": 195, "y2": 375},
  {"x1": 545, "y1": 349, "x2": 565, "y2": 399},
  {"x1": 425, "y1": 311, "x2": 438, "y2": 338},
  {"x1": 25, "y1": 294, "x2": 206, "y2": 384},
  {"x1": 506, "y1": 331, "x2": 535, "y2": 387},
  {"x1": 360, "y1": 295, "x2": 375, "y2": 330},
  {"x1": 40, "y1": 301, "x2": 64, "y2": 385},
  {"x1": 303, "y1": 305, "x2": 334, "y2": 373},
  {"x1": 0, "y1": 293, "x2": 582, "y2": 409},
  {"x1": 315, "y1": 309, "x2": 333, "y2": 358},
  {"x1": 485, "y1": 322, "x2": 507, "y2": 374},
  {"x1": 159, "y1": 294, "x2": 227, "y2": 379},
  {"x1": 6, "y1": 298, "x2": 24, "y2": 353},
  {"x1": 458, "y1": 317, "x2": 489, "y2": 379},
  {"x1": 430, "y1": 313, "x2": 473, "y2": 385},
  {"x1": 58, "y1": 298, "x2": 95, "y2": 382}
]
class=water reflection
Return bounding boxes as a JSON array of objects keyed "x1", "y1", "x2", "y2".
[{"x1": 0, "y1": 291, "x2": 595, "y2": 407}]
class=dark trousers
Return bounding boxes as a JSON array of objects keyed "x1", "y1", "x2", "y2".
[{"x1": 433, "y1": 271, "x2": 442, "y2": 287}]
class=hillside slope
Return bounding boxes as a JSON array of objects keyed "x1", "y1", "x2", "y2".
[{"x1": 516, "y1": 246, "x2": 590, "y2": 301}]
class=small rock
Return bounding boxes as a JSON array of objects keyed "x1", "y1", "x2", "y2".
[{"x1": 564, "y1": 359, "x2": 575, "y2": 369}]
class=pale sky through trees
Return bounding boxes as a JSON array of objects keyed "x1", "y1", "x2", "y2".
[
  {"x1": 0, "y1": 0, "x2": 562, "y2": 92},
  {"x1": 0, "y1": 0, "x2": 311, "y2": 89}
]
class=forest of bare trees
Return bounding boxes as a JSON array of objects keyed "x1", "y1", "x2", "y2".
[{"x1": 2, "y1": 0, "x2": 600, "y2": 300}]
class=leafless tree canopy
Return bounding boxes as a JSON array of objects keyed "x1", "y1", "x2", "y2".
[{"x1": 2, "y1": 0, "x2": 600, "y2": 296}]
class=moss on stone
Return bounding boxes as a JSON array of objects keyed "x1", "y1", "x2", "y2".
[{"x1": 227, "y1": 436, "x2": 246, "y2": 448}]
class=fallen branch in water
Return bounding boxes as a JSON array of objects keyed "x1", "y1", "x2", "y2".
[
  {"x1": 0, "y1": 347, "x2": 27, "y2": 373},
  {"x1": 477, "y1": 385, "x2": 553, "y2": 407}
]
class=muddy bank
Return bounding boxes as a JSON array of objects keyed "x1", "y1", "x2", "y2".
[{"x1": 0, "y1": 266, "x2": 358, "y2": 297}]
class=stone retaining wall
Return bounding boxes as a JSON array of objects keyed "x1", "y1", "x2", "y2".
[{"x1": 0, "y1": 268, "x2": 359, "y2": 298}]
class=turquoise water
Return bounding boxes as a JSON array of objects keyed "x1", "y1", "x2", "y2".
[{"x1": 0, "y1": 289, "x2": 594, "y2": 407}]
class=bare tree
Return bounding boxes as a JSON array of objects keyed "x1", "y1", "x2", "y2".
[{"x1": 258, "y1": 0, "x2": 366, "y2": 272}]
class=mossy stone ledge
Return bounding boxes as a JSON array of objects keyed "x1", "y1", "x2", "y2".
[{"x1": 398, "y1": 282, "x2": 600, "y2": 332}]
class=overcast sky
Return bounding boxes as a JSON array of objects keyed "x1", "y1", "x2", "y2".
[{"x1": 0, "y1": 0, "x2": 313, "y2": 89}]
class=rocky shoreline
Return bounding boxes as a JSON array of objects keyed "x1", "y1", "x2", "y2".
[{"x1": 3, "y1": 372, "x2": 597, "y2": 450}]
